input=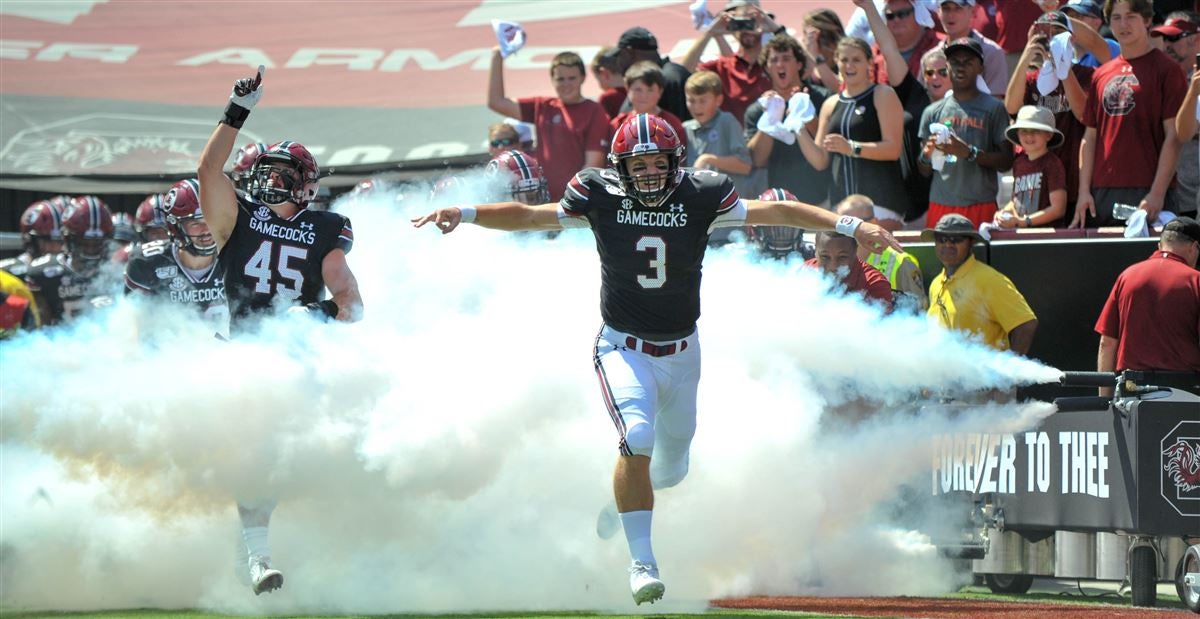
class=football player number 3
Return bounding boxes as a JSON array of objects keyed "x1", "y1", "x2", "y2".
[
  {"x1": 245, "y1": 240, "x2": 308, "y2": 298},
  {"x1": 636, "y1": 236, "x2": 666, "y2": 289}
]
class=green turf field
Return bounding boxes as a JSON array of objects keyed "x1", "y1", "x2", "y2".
[{"x1": 0, "y1": 611, "x2": 857, "y2": 619}]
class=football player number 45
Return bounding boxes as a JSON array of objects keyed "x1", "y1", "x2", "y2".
[
  {"x1": 636, "y1": 236, "x2": 666, "y2": 289},
  {"x1": 245, "y1": 240, "x2": 307, "y2": 298}
]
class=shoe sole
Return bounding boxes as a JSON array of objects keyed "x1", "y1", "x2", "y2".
[
  {"x1": 253, "y1": 571, "x2": 284, "y2": 595},
  {"x1": 633, "y1": 581, "x2": 665, "y2": 605}
]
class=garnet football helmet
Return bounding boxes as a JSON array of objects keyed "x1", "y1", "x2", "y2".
[
  {"x1": 249, "y1": 140, "x2": 320, "y2": 208},
  {"x1": 62, "y1": 196, "x2": 115, "y2": 265},
  {"x1": 162, "y1": 179, "x2": 217, "y2": 256},
  {"x1": 609, "y1": 113, "x2": 685, "y2": 207},
  {"x1": 231, "y1": 141, "x2": 268, "y2": 190},
  {"x1": 19, "y1": 200, "x2": 65, "y2": 257},
  {"x1": 486, "y1": 150, "x2": 549, "y2": 204},
  {"x1": 135, "y1": 194, "x2": 169, "y2": 242},
  {"x1": 749, "y1": 188, "x2": 805, "y2": 259}
]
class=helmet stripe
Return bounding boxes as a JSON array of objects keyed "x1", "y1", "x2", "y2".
[{"x1": 89, "y1": 198, "x2": 100, "y2": 235}]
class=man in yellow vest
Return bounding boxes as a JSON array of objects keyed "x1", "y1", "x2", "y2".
[{"x1": 836, "y1": 194, "x2": 928, "y2": 311}]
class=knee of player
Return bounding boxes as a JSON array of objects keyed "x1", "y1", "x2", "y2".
[{"x1": 624, "y1": 422, "x2": 655, "y2": 456}]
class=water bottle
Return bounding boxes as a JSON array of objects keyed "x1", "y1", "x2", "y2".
[{"x1": 942, "y1": 120, "x2": 958, "y2": 164}]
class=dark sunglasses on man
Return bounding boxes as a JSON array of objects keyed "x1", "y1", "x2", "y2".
[
  {"x1": 490, "y1": 137, "x2": 517, "y2": 148},
  {"x1": 885, "y1": 7, "x2": 915, "y2": 21},
  {"x1": 925, "y1": 67, "x2": 949, "y2": 78}
]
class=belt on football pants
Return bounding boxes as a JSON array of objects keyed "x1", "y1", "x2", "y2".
[{"x1": 625, "y1": 336, "x2": 688, "y2": 357}]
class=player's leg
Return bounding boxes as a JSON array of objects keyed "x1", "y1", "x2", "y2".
[
  {"x1": 649, "y1": 337, "x2": 700, "y2": 491},
  {"x1": 237, "y1": 499, "x2": 283, "y2": 594},
  {"x1": 594, "y1": 326, "x2": 664, "y2": 604}
]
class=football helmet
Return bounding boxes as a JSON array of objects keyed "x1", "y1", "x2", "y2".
[
  {"x1": 135, "y1": 194, "x2": 169, "y2": 242},
  {"x1": 62, "y1": 196, "x2": 115, "y2": 265},
  {"x1": 749, "y1": 188, "x2": 804, "y2": 259},
  {"x1": 486, "y1": 150, "x2": 549, "y2": 205},
  {"x1": 19, "y1": 200, "x2": 65, "y2": 257},
  {"x1": 162, "y1": 179, "x2": 217, "y2": 256},
  {"x1": 249, "y1": 140, "x2": 320, "y2": 208},
  {"x1": 112, "y1": 212, "x2": 136, "y2": 244},
  {"x1": 609, "y1": 113, "x2": 685, "y2": 208},
  {"x1": 232, "y1": 141, "x2": 268, "y2": 191}
]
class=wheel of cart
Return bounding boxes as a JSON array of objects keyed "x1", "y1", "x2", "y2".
[
  {"x1": 1130, "y1": 538, "x2": 1158, "y2": 607},
  {"x1": 983, "y1": 573, "x2": 1034, "y2": 594},
  {"x1": 1177, "y1": 544, "x2": 1200, "y2": 613}
]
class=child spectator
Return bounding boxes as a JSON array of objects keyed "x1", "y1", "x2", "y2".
[
  {"x1": 488, "y1": 48, "x2": 609, "y2": 201},
  {"x1": 682, "y1": 71, "x2": 753, "y2": 193},
  {"x1": 591, "y1": 47, "x2": 627, "y2": 119},
  {"x1": 995, "y1": 106, "x2": 1068, "y2": 228},
  {"x1": 486, "y1": 123, "x2": 522, "y2": 158},
  {"x1": 610, "y1": 61, "x2": 689, "y2": 150}
]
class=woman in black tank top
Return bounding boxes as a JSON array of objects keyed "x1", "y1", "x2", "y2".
[{"x1": 797, "y1": 37, "x2": 912, "y2": 220}]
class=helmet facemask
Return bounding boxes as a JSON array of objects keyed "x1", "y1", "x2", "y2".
[
  {"x1": 250, "y1": 158, "x2": 305, "y2": 207},
  {"x1": 613, "y1": 151, "x2": 679, "y2": 208},
  {"x1": 66, "y1": 233, "x2": 109, "y2": 267},
  {"x1": 174, "y1": 216, "x2": 218, "y2": 256}
]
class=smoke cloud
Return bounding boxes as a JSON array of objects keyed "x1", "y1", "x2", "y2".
[{"x1": 0, "y1": 176, "x2": 1060, "y2": 614}]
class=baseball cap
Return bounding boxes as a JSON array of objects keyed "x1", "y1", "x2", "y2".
[
  {"x1": 939, "y1": 0, "x2": 977, "y2": 7},
  {"x1": 921, "y1": 213, "x2": 985, "y2": 242},
  {"x1": 1062, "y1": 0, "x2": 1102, "y2": 19},
  {"x1": 944, "y1": 37, "x2": 985, "y2": 62},
  {"x1": 1035, "y1": 11, "x2": 1072, "y2": 33},
  {"x1": 723, "y1": 0, "x2": 762, "y2": 11},
  {"x1": 1151, "y1": 17, "x2": 1198, "y2": 38},
  {"x1": 618, "y1": 27, "x2": 658, "y2": 51},
  {"x1": 1163, "y1": 216, "x2": 1200, "y2": 244},
  {"x1": 1006, "y1": 105, "x2": 1065, "y2": 149}
]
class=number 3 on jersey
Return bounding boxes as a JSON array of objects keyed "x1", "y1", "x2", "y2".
[
  {"x1": 245, "y1": 240, "x2": 308, "y2": 299},
  {"x1": 636, "y1": 236, "x2": 666, "y2": 289}
]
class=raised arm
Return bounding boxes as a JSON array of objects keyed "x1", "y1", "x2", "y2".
[
  {"x1": 488, "y1": 48, "x2": 522, "y2": 119},
  {"x1": 1005, "y1": 33, "x2": 1041, "y2": 115},
  {"x1": 682, "y1": 13, "x2": 731, "y2": 71},
  {"x1": 198, "y1": 65, "x2": 264, "y2": 250},
  {"x1": 1177, "y1": 71, "x2": 1200, "y2": 141},
  {"x1": 857, "y1": 0, "x2": 907, "y2": 88},
  {"x1": 411, "y1": 202, "x2": 564, "y2": 234},
  {"x1": 1065, "y1": 15, "x2": 1112, "y2": 66}
]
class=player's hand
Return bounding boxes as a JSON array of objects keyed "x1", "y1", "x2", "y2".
[
  {"x1": 1069, "y1": 191, "x2": 1094, "y2": 228},
  {"x1": 231, "y1": 65, "x2": 265, "y2": 110},
  {"x1": 411, "y1": 207, "x2": 464, "y2": 234},
  {"x1": 854, "y1": 221, "x2": 903, "y2": 254}
]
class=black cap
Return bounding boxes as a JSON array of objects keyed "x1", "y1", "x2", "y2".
[
  {"x1": 944, "y1": 37, "x2": 985, "y2": 62},
  {"x1": 618, "y1": 27, "x2": 658, "y2": 51},
  {"x1": 1163, "y1": 216, "x2": 1200, "y2": 243}
]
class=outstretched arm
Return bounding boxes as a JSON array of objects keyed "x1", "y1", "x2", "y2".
[
  {"x1": 412, "y1": 202, "x2": 565, "y2": 234},
  {"x1": 199, "y1": 65, "x2": 264, "y2": 250},
  {"x1": 488, "y1": 48, "x2": 522, "y2": 119},
  {"x1": 744, "y1": 199, "x2": 903, "y2": 253}
]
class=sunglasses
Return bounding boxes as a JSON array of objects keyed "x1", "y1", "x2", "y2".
[
  {"x1": 1163, "y1": 32, "x2": 1193, "y2": 44},
  {"x1": 934, "y1": 235, "x2": 972, "y2": 245},
  {"x1": 924, "y1": 67, "x2": 949, "y2": 77},
  {"x1": 884, "y1": 7, "x2": 915, "y2": 20},
  {"x1": 490, "y1": 137, "x2": 517, "y2": 148}
]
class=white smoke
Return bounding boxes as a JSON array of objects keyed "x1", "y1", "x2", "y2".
[{"x1": 0, "y1": 176, "x2": 1061, "y2": 614}]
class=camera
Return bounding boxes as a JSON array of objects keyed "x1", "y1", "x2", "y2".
[{"x1": 728, "y1": 17, "x2": 756, "y2": 31}]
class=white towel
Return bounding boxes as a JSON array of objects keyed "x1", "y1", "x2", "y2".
[
  {"x1": 492, "y1": 20, "x2": 526, "y2": 58},
  {"x1": 756, "y1": 94, "x2": 795, "y2": 144},
  {"x1": 1035, "y1": 33, "x2": 1074, "y2": 96},
  {"x1": 690, "y1": 0, "x2": 713, "y2": 30},
  {"x1": 782, "y1": 92, "x2": 816, "y2": 133}
]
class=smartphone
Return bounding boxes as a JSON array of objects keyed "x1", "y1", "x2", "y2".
[
  {"x1": 728, "y1": 17, "x2": 756, "y2": 31},
  {"x1": 1195, "y1": 52, "x2": 1199, "y2": 68}
]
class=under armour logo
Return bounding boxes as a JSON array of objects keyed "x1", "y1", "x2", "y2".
[
  {"x1": 299, "y1": 222, "x2": 314, "y2": 231},
  {"x1": 669, "y1": 204, "x2": 684, "y2": 213},
  {"x1": 213, "y1": 277, "x2": 224, "y2": 287}
]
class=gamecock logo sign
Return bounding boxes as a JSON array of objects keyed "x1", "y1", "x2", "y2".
[{"x1": 1161, "y1": 421, "x2": 1200, "y2": 517}]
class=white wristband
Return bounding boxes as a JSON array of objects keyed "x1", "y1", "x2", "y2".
[
  {"x1": 835, "y1": 215, "x2": 863, "y2": 237},
  {"x1": 458, "y1": 206, "x2": 477, "y2": 224}
]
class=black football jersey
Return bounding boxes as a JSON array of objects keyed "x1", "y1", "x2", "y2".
[
  {"x1": 24, "y1": 253, "x2": 120, "y2": 326},
  {"x1": 219, "y1": 194, "x2": 353, "y2": 324},
  {"x1": 0, "y1": 253, "x2": 34, "y2": 279},
  {"x1": 124, "y1": 240, "x2": 228, "y2": 324},
  {"x1": 560, "y1": 167, "x2": 741, "y2": 338}
]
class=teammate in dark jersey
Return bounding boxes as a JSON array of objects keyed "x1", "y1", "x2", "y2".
[
  {"x1": 124, "y1": 179, "x2": 229, "y2": 334},
  {"x1": 1, "y1": 198, "x2": 66, "y2": 279},
  {"x1": 25, "y1": 196, "x2": 119, "y2": 326},
  {"x1": 414, "y1": 113, "x2": 900, "y2": 605},
  {"x1": 196, "y1": 66, "x2": 362, "y2": 596}
]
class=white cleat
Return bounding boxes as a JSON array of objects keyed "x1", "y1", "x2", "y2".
[
  {"x1": 629, "y1": 560, "x2": 665, "y2": 605},
  {"x1": 249, "y1": 556, "x2": 283, "y2": 595},
  {"x1": 596, "y1": 501, "x2": 620, "y2": 540}
]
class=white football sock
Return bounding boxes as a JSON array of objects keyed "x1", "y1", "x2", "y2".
[
  {"x1": 242, "y1": 525, "x2": 270, "y2": 561},
  {"x1": 619, "y1": 510, "x2": 656, "y2": 566}
]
